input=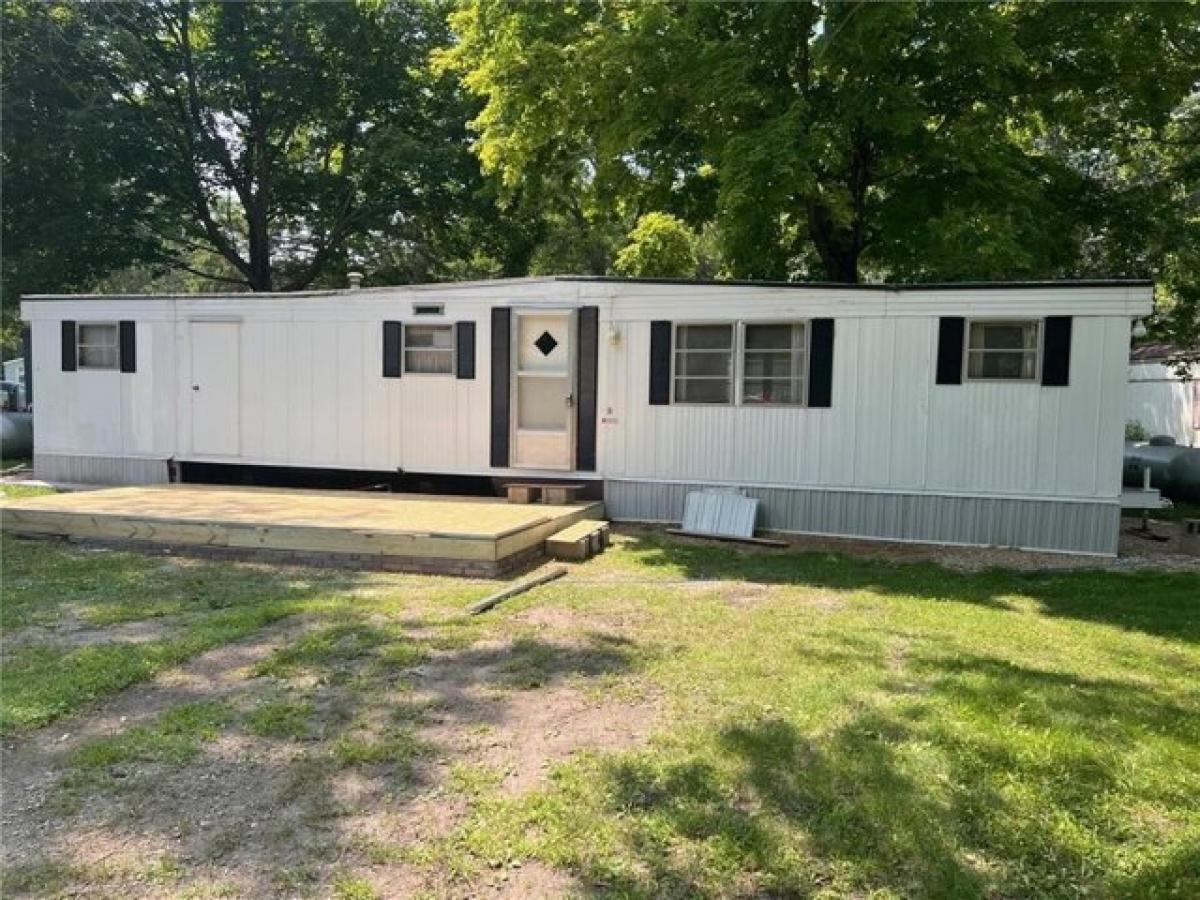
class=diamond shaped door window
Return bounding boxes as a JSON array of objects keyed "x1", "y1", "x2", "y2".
[{"x1": 534, "y1": 331, "x2": 559, "y2": 356}]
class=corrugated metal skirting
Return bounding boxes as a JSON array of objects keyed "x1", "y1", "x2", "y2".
[
  {"x1": 682, "y1": 490, "x2": 759, "y2": 538},
  {"x1": 34, "y1": 453, "x2": 171, "y2": 486},
  {"x1": 604, "y1": 479, "x2": 1120, "y2": 555}
]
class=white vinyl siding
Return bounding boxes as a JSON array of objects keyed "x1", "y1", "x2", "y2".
[
  {"x1": 967, "y1": 320, "x2": 1040, "y2": 381},
  {"x1": 77, "y1": 322, "x2": 119, "y2": 370},
  {"x1": 403, "y1": 324, "x2": 454, "y2": 374},
  {"x1": 22, "y1": 280, "x2": 1148, "y2": 512},
  {"x1": 608, "y1": 314, "x2": 1132, "y2": 502}
]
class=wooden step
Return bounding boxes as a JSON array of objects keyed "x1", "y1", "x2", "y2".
[
  {"x1": 504, "y1": 482, "x2": 588, "y2": 505},
  {"x1": 546, "y1": 519, "x2": 610, "y2": 561}
]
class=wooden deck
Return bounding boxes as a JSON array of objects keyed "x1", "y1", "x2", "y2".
[{"x1": 0, "y1": 485, "x2": 604, "y2": 576}]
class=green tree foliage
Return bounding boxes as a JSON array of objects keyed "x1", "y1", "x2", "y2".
[
  {"x1": 441, "y1": 0, "x2": 1199, "y2": 342},
  {"x1": 4, "y1": 0, "x2": 1197, "y2": 349},
  {"x1": 1, "y1": 0, "x2": 524, "y2": 302},
  {"x1": 1, "y1": 2, "x2": 161, "y2": 312},
  {"x1": 1012, "y1": 2, "x2": 1200, "y2": 347},
  {"x1": 614, "y1": 213, "x2": 698, "y2": 278}
]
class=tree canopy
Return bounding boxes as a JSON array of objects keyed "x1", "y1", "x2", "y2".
[
  {"x1": 440, "y1": 0, "x2": 1198, "y2": 336},
  {"x1": 2, "y1": 0, "x2": 1198, "y2": 346},
  {"x1": 1, "y1": 0, "x2": 523, "y2": 304},
  {"x1": 613, "y1": 213, "x2": 699, "y2": 278}
]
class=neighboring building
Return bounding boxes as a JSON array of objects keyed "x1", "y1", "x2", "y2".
[
  {"x1": 2, "y1": 357, "x2": 24, "y2": 386},
  {"x1": 21, "y1": 277, "x2": 1152, "y2": 555},
  {"x1": 1128, "y1": 343, "x2": 1200, "y2": 448}
]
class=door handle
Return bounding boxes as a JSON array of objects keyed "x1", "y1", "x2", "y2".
[
  {"x1": 192, "y1": 384, "x2": 200, "y2": 391},
  {"x1": 565, "y1": 392, "x2": 574, "y2": 408}
]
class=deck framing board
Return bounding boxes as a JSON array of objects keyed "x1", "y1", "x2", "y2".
[{"x1": 2, "y1": 486, "x2": 604, "y2": 569}]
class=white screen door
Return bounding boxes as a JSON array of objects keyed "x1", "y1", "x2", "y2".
[
  {"x1": 512, "y1": 310, "x2": 575, "y2": 469},
  {"x1": 190, "y1": 321, "x2": 241, "y2": 457}
]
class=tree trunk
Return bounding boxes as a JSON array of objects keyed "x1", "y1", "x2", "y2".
[
  {"x1": 806, "y1": 202, "x2": 861, "y2": 283},
  {"x1": 805, "y1": 131, "x2": 873, "y2": 284},
  {"x1": 246, "y1": 207, "x2": 272, "y2": 291}
]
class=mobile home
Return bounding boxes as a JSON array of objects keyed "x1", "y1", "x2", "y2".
[{"x1": 20, "y1": 277, "x2": 1152, "y2": 555}]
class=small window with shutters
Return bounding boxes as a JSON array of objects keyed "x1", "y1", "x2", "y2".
[
  {"x1": 673, "y1": 324, "x2": 734, "y2": 404},
  {"x1": 77, "y1": 322, "x2": 119, "y2": 370},
  {"x1": 403, "y1": 324, "x2": 454, "y2": 374},
  {"x1": 741, "y1": 322, "x2": 807, "y2": 405},
  {"x1": 966, "y1": 320, "x2": 1040, "y2": 381},
  {"x1": 659, "y1": 319, "x2": 832, "y2": 406}
]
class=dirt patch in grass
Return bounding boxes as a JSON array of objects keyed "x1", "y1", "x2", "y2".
[
  {"x1": 412, "y1": 632, "x2": 660, "y2": 795},
  {"x1": 1, "y1": 614, "x2": 311, "y2": 871},
  {"x1": 484, "y1": 859, "x2": 581, "y2": 897},
  {"x1": 3, "y1": 614, "x2": 188, "y2": 656},
  {"x1": 716, "y1": 581, "x2": 777, "y2": 608},
  {"x1": 3, "y1": 610, "x2": 659, "y2": 898}
]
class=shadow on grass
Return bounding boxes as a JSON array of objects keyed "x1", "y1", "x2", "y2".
[
  {"x1": 0, "y1": 534, "x2": 371, "y2": 734},
  {"x1": 616, "y1": 529, "x2": 1200, "y2": 643},
  {"x1": 572, "y1": 639, "x2": 1197, "y2": 898},
  {"x1": 8, "y1": 588, "x2": 642, "y2": 895}
]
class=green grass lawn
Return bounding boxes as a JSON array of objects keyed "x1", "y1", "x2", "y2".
[
  {"x1": 1, "y1": 455, "x2": 33, "y2": 474},
  {"x1": 454, "y1": 538, "x2": 1200, "y2": 898},
  {"x1": 0, "y1": 481, "x2": 53, "y2": 500},
  {"x1": 1, "y1": 527, "x2": 1197, "y2": 898}
]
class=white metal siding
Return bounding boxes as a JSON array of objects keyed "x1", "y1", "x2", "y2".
[
  {"x1": 21, "y1": 281, "x2": 1149, "y2": 511},
  {"x1": 177, "y1": 310, "x2": 495, "y2": 473},
  {"x1": 599, "y1": 313, "x2": 1132, "y2": 501},
  {"x1": 28, "y1": 310, "x2": 175, "y2": 463}
]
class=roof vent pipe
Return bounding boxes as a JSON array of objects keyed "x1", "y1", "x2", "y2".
[{"x1": 347, "y1": 271, "x2": 364, "y2": 291}]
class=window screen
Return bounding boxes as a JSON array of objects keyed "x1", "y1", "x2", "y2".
[
  {"x1": 966, "y1": 321, "x2": 1039, "y2": 380},
  {"x1": 674, "y1": 324, "x2": 733, "y2": 403},
  {"x1": 404, "y1": 324, "x2": 454, "y2": 374},
  {"x1": 77, "y1": 323, "x2": 119, "y2": 370},
  {"x1": 742, "y1": 322, "x2": 806, "y2": 404}
]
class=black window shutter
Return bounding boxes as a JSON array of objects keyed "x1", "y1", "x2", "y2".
[
  {"x1": 808, "y1": 318, "x2": 835, "y2": 407},
  {"x1": 21, "y1": 325, "x2": 32, "y2": 404},
  {"x1": 490, "y1": 307, "x2": 511, "y2": 467},
  {"x1": 382, "y1": 321, "x2": 402, "y2": 377},
  {"x1": 455, "y1": 321, "x2": 476, "y2": 379},
  {"x1": 575, "y1": 306, "x2": 599, "y2": 471},
  {"x1": 649, "y1": 320, "x2": 672, "y2": 405},
  {"x1": 935, "y1": 317, "x2": 965, "y2": 385},
  {"x1": 119, "y1": 321, "x2": 136, "y2": 373},
  {"x1": 1042, "y1": 316, "x2": 1072, "y2": 387},
  {"x1": 61, "y1": 320, "x2": 77, "y2": 372}
]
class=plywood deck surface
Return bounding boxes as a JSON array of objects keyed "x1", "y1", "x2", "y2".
[{"x1": 1, "y1": 485, "x2": 604, "y2": 572}]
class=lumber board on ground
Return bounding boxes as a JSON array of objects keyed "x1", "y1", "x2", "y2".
[
  {"x1": 467, "y1": 565, "x2": 568, "y2": 615},
  {"x1": 665, "y1": 528, "x2": 788, "y2": 548}
]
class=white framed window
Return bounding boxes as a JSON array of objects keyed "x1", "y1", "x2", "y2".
[
  {"x1": 77, "y1": 322, "x2": 119, "y2": 370},
  {"x1": 403, "y1": 323, "x2": 454, "y2": 374},
  {"x1": 741, "y1": 322, "x2": 807, "y2": 405},
  {"x1": 673, "y1": 323, "x2": 734, "y2": 404},
  {"x1": 966, "y1": 320, "x2": 1040, "y2": 381}
]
